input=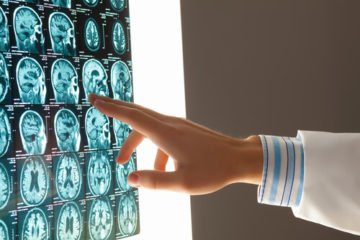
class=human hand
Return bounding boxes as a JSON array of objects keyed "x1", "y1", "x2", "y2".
[{"x1": 89, "y1": 94, "x2": 263, "y2": 195}]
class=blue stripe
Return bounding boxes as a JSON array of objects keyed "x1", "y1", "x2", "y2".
[
  {"x1": 286, "y1": 138, "x2": 296, "y2": 206},
  {"x1": 280, "y1": 137, "x2": 289, "y2": 206},
  {"x1": 259, "y1": 136, "x2": 269, "y2": 203},
  {"x1": 281, "y1": 137, "x2": 296, "y2": 206},
  {"x1": 269, "y1": 136, "x2": 282, "y2": 203},
  {"x1": 294, "y1": 143, "x2": 305, "y2": 207}
]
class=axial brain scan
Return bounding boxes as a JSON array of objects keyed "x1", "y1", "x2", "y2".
[
  {"x1": 56, "y1": 201, "x2": 83, "y2": 240},
  {"x1": 87, "y1": 151, "x2": 111, "y2": 196},
  {"x1": 49, "y1": 12, "x2": 76, "y2": 56},
  {"x1": 83, "y1": 0, "x2": 99, "y2": 7},
  {"x1": 16, "y1": 57, "x2": 46, "y2": 104},
  {"x1": 85, "y1": 107, "x2": 111, "y2": 150},
  {"x1": 51, "y1": 59, "x2": 79, "y2": 104},
  {"x1": 0, "y1": 219, "x2": 8, "y2": 240},
  {"x1": 0, "y1": 108, "x2": 11, "y2": 157},
  {"x1": 118, "y1": 192, "x2": 138, "y2": 236},
  {"x1": 21, "y1": 207, "x2": 49, "y2": 240},
  {"x1": 88, "y1": 197, "x2": 113, "y2": 240},
  {"x1": 112, "y1": 21, "x2": 126, "y2": 55},
  {"x1": 20, "y1": 156, "x2": 49, "y2": 206},
  {"x1": 116, "y1": 155, "x2": 135, "y2": 192},
  {"x1": 113, "y1": 119, "x2": 130, "y2": 147},
  {"x1": 85, "y1": 18, "x2": 101, "y2": 52},
  {"x1": 55, "y1": 153, "x2": 82, "y2": 201},
  {"x1": 111, "y1": 60, "x2": 132, "y2": 101},
  {"x1": 13, "y1": 6, "x2": 45, "y2": 54},
  {"x1": 0, "y1": 163, "x2": 10, "y2": 210},
  {"x1": 82, "y1": 59, "x2": 109, "y2": 98},
  {"x1": 110, "y1": 0, "x2": 125, "y2": 11},
  {"x1": 0, "y1": 54, "x2": 10, "y2": 103},
  {"x1": 52, "y1": 0, "x2": 71, "y2": 8},
  {"x1": 0, "y1": 8, "x2": 10, "y2": 52},
  {"x1": 54, "y1": 109, "x2": 81, "y2": 152},
  {"x1": 19, "y1": 110, "x2": 47, "y2": 155}
]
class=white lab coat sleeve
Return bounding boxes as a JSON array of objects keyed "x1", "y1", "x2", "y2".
[{"x1": 292, "y1": 130, "x2": 360, "y2": 235}]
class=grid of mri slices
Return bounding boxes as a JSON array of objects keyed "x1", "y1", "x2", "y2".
[{"x1": 0, "y1": 0, "x2": 140, "y2": 239}]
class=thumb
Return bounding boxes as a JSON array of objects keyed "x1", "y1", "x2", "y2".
[{"x1": 128, "y1": 170, "x2": 181, "y2": 191}]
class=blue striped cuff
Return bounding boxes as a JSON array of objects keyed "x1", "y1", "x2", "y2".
[{"x1": 257, "y1": 135, "x2": 304, "y2": 208}]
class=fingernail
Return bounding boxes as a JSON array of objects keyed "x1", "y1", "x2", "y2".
[{"x1": 128, "y1": 173, "x2": 140, "y2": 187}]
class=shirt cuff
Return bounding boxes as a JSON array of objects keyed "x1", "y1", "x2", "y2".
[{"x1": 257, "y1": 135, "x2": 304, "y2": 208}]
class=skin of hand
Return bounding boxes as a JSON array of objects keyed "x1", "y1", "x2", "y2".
[{"x1": 88, "y1": 93, "x2": 263, "y2": 195}]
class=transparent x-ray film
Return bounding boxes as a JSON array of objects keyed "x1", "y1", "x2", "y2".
[
  {"x1": 113, "y1": 119, "x2": 131, "y2": 148},
  {"x1": 87, "y1": 150, "x2": 112, "y2": 196},
  {"x1": 0, "y1": 163, "x2": 10, "y2": 210},
  {"x1": 56, "y1": 201, "x2": 83, "y2": 240},
  {"x1": 49, "y1": 12, "x2": 76, "y2": 56},
  {"x1": 54, "y1": 108, "x2": 81, "y2": 152},
  {"x1": 16, "y1": 57, "x2": 46, "y2": 104},
  {"x1": 20, "y1": 207, "x2": 49, "y2": 240},
  {"x1": 109, "y1": 0, "x2": 125, "y2": 12},
  {"x1": 0, "y1": 219, "x2": 9, "y2": 240},
  {"x1": 19, "y1": 156, "x2": 49, "y2": 206},
  {"x1": 111, "y1": 21, "x2": 126, "y2": 55},
  {"x1": 83, "y1": 0, "x2": 99, "y2": 8},
  {"x1": 19, "y1": 110, "x2": 47, "y2": 155},
  {"x1": 51, "y1": 59, "x2": 79, "y2": 104},
  {"x1": 117, "y1": 191, "x2": 139, "y2": 237},
  {"x1": 0, "y1": 54, "x2": 10, "y2": 103},
  {"x1": 85, "y1": 107, "x2": 111, "y2": 150},
  {"x1": 0, "y1": 108, "x2": 11, "y2": 157},
  {"x1": 13, "y1": 6, "x2": 45, "y2": 54},
  {"x1": 0, "y1": 7, "x2": 10, "y2": 52},
  {"x1": 111, "y1": 60, "x2": 132, "y2": 101},
  {"x1": 115, "y1": 154, "x2": 135, "y2": 192},
  {"x1": 84, "y1": 18, "x2": 101, "y2": 52},
  {"x1": 88, "y1": 196, "x2": 114, "y2": 240},
  {"x1": 55, "y1": 153, "x2": 83, "y2": 201},
  {"x1": 82, "y1": 59, "x2": 109, "y2": 99},
  {"x1": 51, "y1": 0, "x2": 71, "y2": 9}
]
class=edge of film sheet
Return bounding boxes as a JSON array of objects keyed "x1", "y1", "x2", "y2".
[{"x1": 0, "y1": 0, "x2": 140, "y2": 239}]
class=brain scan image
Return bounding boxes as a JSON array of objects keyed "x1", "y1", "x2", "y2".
[
  {"x1": 0, "y1": 108, "x2": 11, "y2": 157},
  {"x1": 55, "y1": 109, "x2": 81, "y2": 152},
  {"x1": 82, "y1": 59, "x2": 109, "y2": 98},
  {"x1": 118, "y1": 192, "x2": 138, "y2": 236},
  {"x1": 16, "y1": 57, "x2": 46, "y2": 104},
  {"x1": 56, "y1": 202, "x2": 83, "y2": 240},
  {"x1": 113, "y1": 119, "x2": 130, "y2": 147},
  {"x1": 49, "y1": 12, "x2": 76, "y2": 56},
  {"x1": 111, "y1": 60, "x2": 132, "y2": 101},
  {"x1": 55, "y1": 153, "x2": 82, "y2": 201},
  {"x1": 0, "y1": 54, "x2": 10, "y2": 103},
  {"x1": 21, "y1": 208, "x2": 49, "y2": 240},
  {"x1": 110, "y1": 0, "x2": 125, "y2": 12},
  {"x1": 0, "y1": 220, "x2": 9, "y2": 240},
  {"x1": 20, "y1": 156, "x2": 49, "y2": 206},
  {"x1": 85, "y1": 107, "x2": 111, "y2": 150},
  {"x1": 83, "y1": 0, "x2": 99, "y2": 7},
  {"x1": 13, "y1": 6, "x2": 45, "y2": 54},
  {"x1": 0, "y1": 163, "x2": 10, "y2": 210},
  {"x1": 88, "y1": 197, "x2": 113, "y2": 240},
  {"x1": 0, "y1": 8, "x2": 9, "y2": 52},
  {"x1": 112, "y1": 21, "x2": 126, "y2": 55},
  {"x1": 87, "y1": 151, "x2": 111, "y2": 196},
  {"x1": 52, "y1": 0, "x2": 71, "y2": 8},
  {"x1": 19, "y1": 110, "x2": 47, "y2": 155},
  {"x1": 84, "y1": 18, "x2": 101, "y2": 52},
  {"x1": 116, "y1": 155, "x2": 135, "y2": 192},
  {"x1": 51, "y1": 59, "x2": 79, "y2": 104}
]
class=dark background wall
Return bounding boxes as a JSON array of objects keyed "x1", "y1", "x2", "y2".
[{"x1": 181, "y1": 1, "x2": 360, "y2": 239}]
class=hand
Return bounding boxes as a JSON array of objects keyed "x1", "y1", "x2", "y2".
[{"x1": 89, "y1": 94, "x2": 263, "y2": 195}]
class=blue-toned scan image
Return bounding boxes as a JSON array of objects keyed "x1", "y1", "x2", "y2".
[
  {"x1": 0, "y1": 219, "x2": 9, "y2": 240},
  {"x1": 82, "y1": 59, "x2": 109, "y2": 99},
  {"x1": 55, "y1": 108, "x2": 81, "y2": 152},
  {"x1": 117, "y1": 192, "x2": 139, "y2": 237},
  {"x1": 111, "y1": 60, "x2": 132, "y2": 101},
  {"x1": 88, "y1": 197, "x2": 114, "y2": 240},
  {"x1": 112, "y1": 21, "x2": 126, "y2": 55},
  {"x1": 0, "y1": 108, "x2": 11, "y2": 158},
  {"x1": 110, "y1": 0, "x2": 125, "y2": 12},
  {"x1": 21, "y1": 207, "x2": 49, "y2": 240},
  {"x1": 55, "y1": 153, "x2": 83, "y2": 201},
  {"x1": 83, "y1": 0, "x2": 99, "y2": 7},
  {"x1": 0, "y1": 7, "x2": 10, "y2": 52},
  {"x1": 116, "y1": 154, "x2": 135, "y2": 192},
  {"x1": 84, "y1": 18, "x2": 101, "y2": 52},
  {"x1": 52, "y1": 0, "x2": 71, "y2": 9},
  {"x1": 0, "y1": 163, "x2": 10, "y2": 210},
  {"x1": 87, "y1": 151, "x2": 112, "y2": 196},
  {"x1": 85, "y1": 107, "x2": 111, "y2": 150},
  {"x1": 20, "y1": 156, "x2": 49, "y2": 206},
  {"x1": 113, "y1": 119, "x2": 130, "y2": 147},
  {"x1": 16, "y1": 57, "x2": 46, "y2": 104},
  {"x1": 56, "y1": 201, "x2": 83, "y2": 240},
  {"x1": 19, "y1": 110, "x2": 47, "y2": 155},
  {"x1": 13, "y1": 6, "x2": 45, "y2": 54},
  {"x1": 51, "y1": 59, "x2": 79, "y2": 104},
  {"x1": 0, "y1": 54, "x2": 10, "y2": 103},
  {"x1": 49, "y1": 12, "x2": 76, "y2": 56}
]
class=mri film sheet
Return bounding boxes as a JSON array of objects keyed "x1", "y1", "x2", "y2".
[{"x1": 0, "y1": 53, "x2": 13, "y2": 104}]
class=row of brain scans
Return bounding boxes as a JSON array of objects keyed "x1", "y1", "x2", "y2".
[
  {"x1": 0, "y1": 54, "x2": 132, "y2": 104},
  {"x1": 0, "y1": 6, "x2": 127, "y2": 55}
]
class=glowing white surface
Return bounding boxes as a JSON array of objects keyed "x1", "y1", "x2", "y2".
[{"x1": 127, "y1": 0, "x2": 192, "y2": 239}]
